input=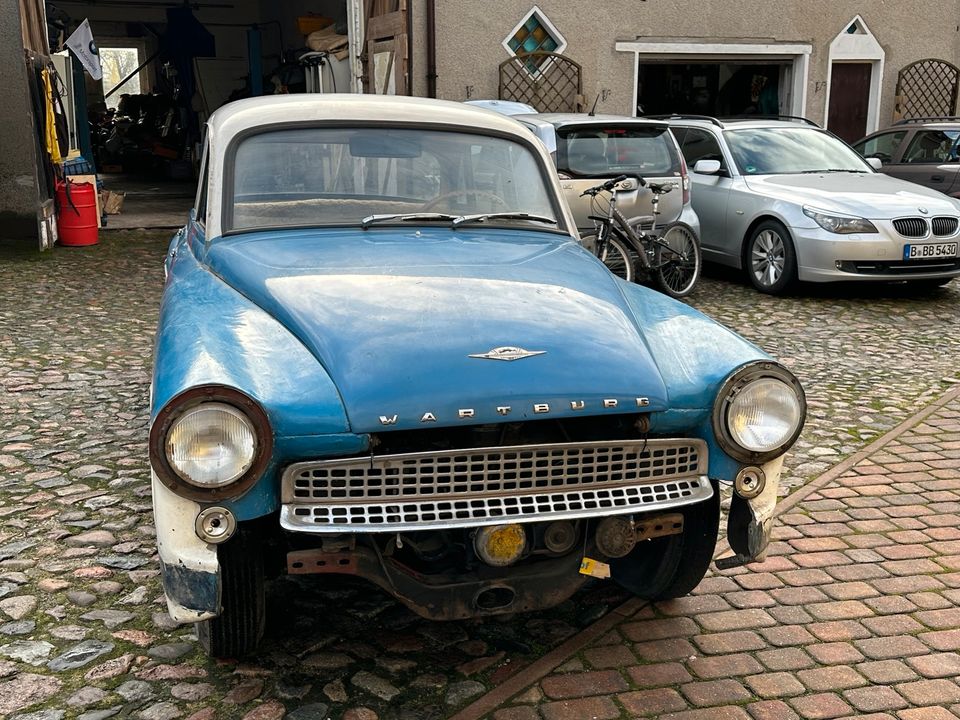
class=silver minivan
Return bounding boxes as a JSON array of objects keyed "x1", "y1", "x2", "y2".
[{"x1": 512, "y1": 114, "x2": 701, "y2": 239}]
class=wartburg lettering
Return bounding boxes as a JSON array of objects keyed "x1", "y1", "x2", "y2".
[{"x1": 378, "y1": 397, "x2": 656, "y2": 424}]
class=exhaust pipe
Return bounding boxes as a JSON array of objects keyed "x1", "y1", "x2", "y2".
[{"x1": 474, "y1": 585, "x2": 516, "y2": 611}]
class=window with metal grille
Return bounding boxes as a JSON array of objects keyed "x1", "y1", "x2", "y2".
[{"x1": 502, "y1": 6, "x2": 567, "y2": 75}]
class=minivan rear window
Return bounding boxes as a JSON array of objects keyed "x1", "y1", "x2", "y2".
[{"x1": 555, "y1": 126, "x2": 680, "y2": 178}]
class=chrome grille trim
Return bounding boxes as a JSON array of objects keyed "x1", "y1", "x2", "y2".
[
  {"x1": 932, "y1": 217, "x2": 959, "y2": 237},
  {"x1": 893, "y1": 217, "x2": 929, "y2": 238},
  {"x1": 280, "y1": 439, "x2": 710, "y2": 532}
]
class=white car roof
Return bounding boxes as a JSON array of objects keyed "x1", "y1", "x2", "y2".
[
  {"x1": 208, "y1": 94, "x2": 535, "y2": 142},
  {"x1": 202, "y1": 94, "x2": 577, "y2": 239}
]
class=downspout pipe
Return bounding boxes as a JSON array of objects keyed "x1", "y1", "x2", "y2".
[{"x1": 426, "y1": 0, "x2": 436, "y2": 98}]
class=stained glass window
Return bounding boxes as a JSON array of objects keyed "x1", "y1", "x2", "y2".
[{"x1": 503, "y1": 7, "x2": 566, "y2": 75}]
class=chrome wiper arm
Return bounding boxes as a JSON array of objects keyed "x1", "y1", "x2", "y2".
[
  {"x1": 360, "y1": 212, "x2": 458, "y2": 229},
  {"x1": 451, "y1": 212, "x2": 558, "y2": 228}
]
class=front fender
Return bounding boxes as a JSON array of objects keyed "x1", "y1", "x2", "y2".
[
  {"x1": 617, "y1": 281, "x2": 768, "y2": 409},
  {"x1": 152, "y1": 242, "x2": 350, "y2": 438}
]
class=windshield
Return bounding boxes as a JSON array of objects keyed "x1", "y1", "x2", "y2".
[
  {"x1": 227, "y1": 127, "x2": 558, "y2": 232},
  {"x1": 556, "y1": 125, "x2": 681, "y2": 178},
  {"x1": 724, "y1": 127, "x2": 872, "y2": 175}
]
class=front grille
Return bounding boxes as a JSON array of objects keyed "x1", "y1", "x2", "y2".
[
  {"x1": 932, "y1": 217, "x2": 959, "y2": 237},
  {"x1": 280, "y1": 439, "x2": 710, "y2": 532},
  {"x1": 893, "y1": 218, "x2": 928, "y2": 238}
]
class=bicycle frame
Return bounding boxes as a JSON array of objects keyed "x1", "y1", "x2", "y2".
[{"x1": 590, "y1": 188, "x2": 662, "y2": 272}]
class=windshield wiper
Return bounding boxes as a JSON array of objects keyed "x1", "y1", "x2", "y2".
[
  {"x1": 451, "y1": 212, "x2": 558, "y2": 228},
  {"x1": 798, "y1": 168, "x2": 868, "y2": 174},
  {"x1": 360, "y1": 213, "x2": 458, "y2": 229}
]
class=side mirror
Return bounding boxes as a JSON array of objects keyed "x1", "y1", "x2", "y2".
[
  {"x1": 866, "y1": 157, "x2": 883, "y2": 170},
  {"x1": 693, "y1": 159, "x2": 722, "y2": 175}
]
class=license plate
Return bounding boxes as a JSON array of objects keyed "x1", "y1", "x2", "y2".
[{"x1": 903, "y1": 242, "x2": 958, "y2": 260}]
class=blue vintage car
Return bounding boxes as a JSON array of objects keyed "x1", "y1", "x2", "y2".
[{"x1": 149, "y1": 95, "x2": 806, "y2": 657}]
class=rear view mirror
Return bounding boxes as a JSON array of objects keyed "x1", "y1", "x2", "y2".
[
  {"x1": 866, "y1": 157, "x2": 883, "y2": 170},
  {"x1": 349, "y1": 132, "x2": 422, "y2": 158},
  {"x1": 693, "y1": 159, "x2": 722, "y2": 175}
]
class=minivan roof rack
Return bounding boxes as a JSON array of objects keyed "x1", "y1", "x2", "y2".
[
  {"x1": 893, "y1": 116, "x2": 960, "y2": 125},
  {"x1": 721, "y1": 115, "x2": 820, "y2": 127},
  {"x1": 644, "y1": 114, "x2": 724, "y2": 127}
]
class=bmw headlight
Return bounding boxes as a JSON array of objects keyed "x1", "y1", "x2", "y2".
[
  {"x1": 150, "y1": 386, "x2": 272, "y2": 500},
  {"x1": 713, "y1": 362, "x2": 806, "y2": 464},
  {"x1": 802, "y1": 206, "x2": 877, "y2": 234}
]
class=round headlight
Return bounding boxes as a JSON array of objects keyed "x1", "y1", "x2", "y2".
[
  {"x1": 713, "y1": 362, "x2": 806, "y2": 463},
  {"x1": 149, "y1": 386, "x2": 272, "y2": 501},
  {"x1": 728, "y1": 378, "x2": 803, "y2": 453},
  {"x1": 166, "y1": 403, "x2": 256, "y2": 487}
]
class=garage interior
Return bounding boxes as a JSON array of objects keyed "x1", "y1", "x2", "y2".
[
  {"x1": 49, "y1": 0, "x2": 409, "y2": 229},
  {"x1": 637, "y1": 61, "x2": 794, "y2": 117}
]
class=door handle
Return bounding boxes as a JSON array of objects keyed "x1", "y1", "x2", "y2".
[{"x1": 932, "y1": 175, "x2": 945, "y2": 182}]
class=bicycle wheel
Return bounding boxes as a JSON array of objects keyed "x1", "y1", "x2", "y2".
[
  {"x1": 652, "y1": 222, "x2": 701, "y2": 299},
  {"x1": 585, "y1": 233, "x2": 634, "y2": 282}
]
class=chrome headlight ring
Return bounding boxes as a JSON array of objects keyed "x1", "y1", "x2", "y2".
[
  {"x1": 712, "y1": 361, "x2": 806, "y2": 465},
  {"x1": 149, "y1": 385, "x2": 273, "y2": 502}
]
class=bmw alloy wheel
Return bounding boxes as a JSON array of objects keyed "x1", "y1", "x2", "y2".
[{"x1": 751, "y1": 229, "x2": 785, "y2": 288}]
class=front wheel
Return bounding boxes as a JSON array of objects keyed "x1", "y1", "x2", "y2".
[
  {"x1": 610, "y1": 483, "x2": 720, "y2": 600},
  {"x1": 652, "y1": 222, "x2": 701, "y2": 298},
  {"x1": 585, "y1": 232, "x2": 635, "y2": 282},
  {"x1": 746, "y1": 220, "x2": 797, "y2": 295},
  {"x1": 197, "y1": 529, "x2": 265, "y2": 658}
]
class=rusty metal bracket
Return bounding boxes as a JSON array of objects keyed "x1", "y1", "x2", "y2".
[
  {"x1": 287, "y1": 549, "x2": 358, "y2": 575},
  {"x1": 634, "y1": 513, "x2": 683, "y2": 541}
]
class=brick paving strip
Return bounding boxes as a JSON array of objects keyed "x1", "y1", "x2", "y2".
[{"x1": 452, "y1": 383, "x2": 960, "y2": 720}]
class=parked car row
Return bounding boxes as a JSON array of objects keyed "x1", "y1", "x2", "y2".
[
  {"x1": 472, "y1": 101, "x2": 960, "y2": 295},
  {"x1": 148, "y1": 96, "x2": 956, "y2": 658}
]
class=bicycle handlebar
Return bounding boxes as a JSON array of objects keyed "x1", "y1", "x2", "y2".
[{"x1": 580, "y1": 174, "x2": 646, "y2": 197}]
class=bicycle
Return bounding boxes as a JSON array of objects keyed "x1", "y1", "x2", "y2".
[{"x1": 580, "y1": 174, "x2": 702, "y2": 299}]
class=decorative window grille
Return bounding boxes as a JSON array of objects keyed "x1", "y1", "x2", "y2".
[{"x1": 502, "y1": 6, "x2": 567, "y2": 75}]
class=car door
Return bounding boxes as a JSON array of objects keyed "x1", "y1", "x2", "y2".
[
  {"x1": 675, "y1": 126, "x2": 734, "y2": 262},
  {"x1": 885, "y1": 128, "x2": 960, "y2": 195}
]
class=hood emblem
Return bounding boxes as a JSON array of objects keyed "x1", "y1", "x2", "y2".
[
  {"x1": 469, "y1": 346, "x2": 546, "y2": 361},
  {"x1": 918, "y1": 207, "x2": 929, "y2": 214}
]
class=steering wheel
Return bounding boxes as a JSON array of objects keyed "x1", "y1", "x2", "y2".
[{"x1": 420, "y1": 190, "x2": 509, "y2": 213}]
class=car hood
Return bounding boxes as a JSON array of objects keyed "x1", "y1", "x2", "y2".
[
  {"x1": 205, "y1": 227, "x2": 670, "y2": 432},
  {"x1": 744, "y1": 173, "x2": 960, "y2": 219}
]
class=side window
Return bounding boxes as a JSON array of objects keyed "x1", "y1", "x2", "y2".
[
  {"x1": 680, "y1": 128, "x2": 725, "y2": 170},
  {"x1": 902, "y1": 130, "x2": 960, "y2": 163},
  {"x1": 854, "y1": 131, "x2": 906, "y2": 163},
  {"x1": 194, "y1": 140, "x2": 209, "y2": 224}
]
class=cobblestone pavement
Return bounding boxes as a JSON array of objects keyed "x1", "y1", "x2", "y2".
[
  {"x1": 469, "y1": 388, "x2": 960, "y2": 720},
  {"x1": 0, "y1": 232, "x2": 958, "y2": 719}
]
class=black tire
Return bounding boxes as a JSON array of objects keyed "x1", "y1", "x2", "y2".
[
  {"x1": 652, "y1": 222, "x2": 701, "y2": 298},
  {"x1": 745, "y1": 220, "x2": 797, "y2": 295},
  {"x1": 610, "y1": 482, "x2": 720, "y2": 600},
  {"x1": 197, "y1": 529, "x2": 265, "y2": 658},
  {"x1": 585, "y1": 232, "x2": 635, "y2": 282}
]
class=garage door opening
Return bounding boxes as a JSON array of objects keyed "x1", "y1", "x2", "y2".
[
  {"x1": 616, "y1": 42, "x2": 811, "y2": 120},
  {"x1": 637, "y1": 62, "x2": 790, "y2": 117}
]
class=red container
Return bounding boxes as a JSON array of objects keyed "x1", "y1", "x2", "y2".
[{"x1": 56, "y1": 180, "x2": 99, "y2": 247}]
